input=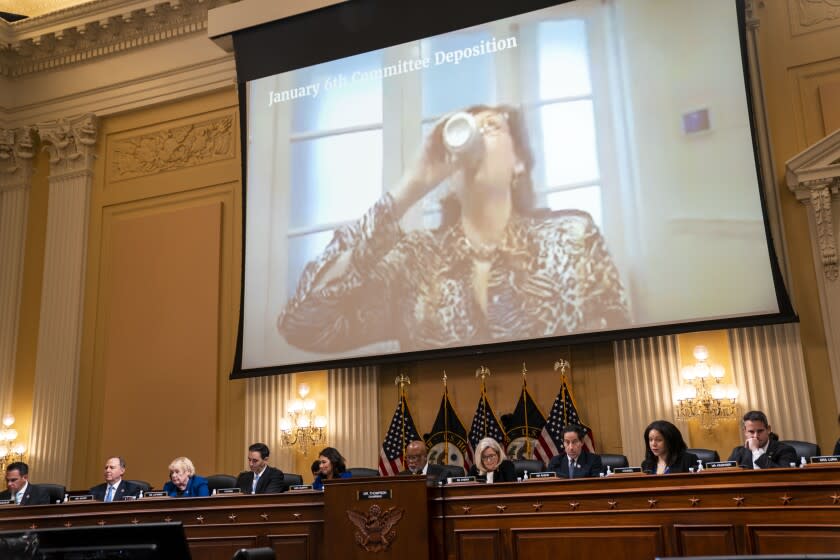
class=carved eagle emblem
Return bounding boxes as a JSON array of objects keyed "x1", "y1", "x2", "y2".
[{"x1": 345, "y1": 504, "x2": 405, "y2": 552}]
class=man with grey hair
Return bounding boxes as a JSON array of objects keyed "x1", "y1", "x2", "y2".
[{"x1": 90, "y1": 456, "x2": 143, "y2": 501}]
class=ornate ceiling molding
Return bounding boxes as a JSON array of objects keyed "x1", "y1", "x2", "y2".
[{"x1": 0, "y1": 0, "x2": 239, "y2": 78}]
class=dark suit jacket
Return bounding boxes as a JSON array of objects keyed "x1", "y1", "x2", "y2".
[
  {"x1": 90, "y1": 479, "x2": 144, "y2": 501},
  {"x1": 399, "y1": 462, "x2": 448, "y2": 483},
  {"x1": 468, "y1": 459, "x2": 516, "y2": 483},
  {"x1": 642, "y1": 450, "x2": 699, "y2": 474},
  {"x1": 548, "y1": 450, "x2": 603, "y2": 478},
  {"x1": 0, "y1": 483, "x2": 51, "y2": 505},
  {"x1": 235, "y1": 466, "x2": 285, "y2": 494},
  {"x1": 833, "y1": 438, "x2": 840, "y2": 456},
  {"x1": 727, "y1": 439, "x2": 798, "y2": 469}
]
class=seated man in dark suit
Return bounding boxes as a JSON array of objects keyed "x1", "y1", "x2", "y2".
[
  {"x1": 547, "y1": 425, "x2": 603, "y2": 478},
  {"x1": 399, "y1": 440, "x2": 447, "y2": 483},
  {"x1": 90, "y1": 456, "x2": 143, "y2": 501},
  {"x1": 235, "y1": 443, "x2": 285, "y2": 494},
  {"x1": 728, "y1": 410, "x2": 797, "y2": 469},
  {"x1": 0, "y1": 461, "x2": 50, "y2": 505}
]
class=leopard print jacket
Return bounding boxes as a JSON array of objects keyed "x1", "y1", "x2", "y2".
[{"x1": 278, "y1": 193, "x2": 630, "y2": 353}]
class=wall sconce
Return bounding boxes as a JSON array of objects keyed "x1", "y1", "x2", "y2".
[
  {"x1": 0, "y1": 414, "x2": 27, "y2": 471},
  {"x1": 279, "y1": 384, "x2": 327, "y2": 454},
  {"x1": 674, "y1": 345, "x2": 739, "y2": 430}
]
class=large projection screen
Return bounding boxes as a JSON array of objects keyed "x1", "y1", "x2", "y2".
[{"x1": 232, "y1": 0, "x2": 795, "y2": 376}]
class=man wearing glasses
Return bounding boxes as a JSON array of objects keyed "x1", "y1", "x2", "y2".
[
  {"x1": 400, "y1": 440, "x2": 452, "y2": 483},
  {"x1": 547, "y1": 425, "x2": 603, "y2": 479}
]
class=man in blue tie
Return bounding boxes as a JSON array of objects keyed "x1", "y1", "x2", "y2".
[
  {"x1": 90, "y1": 457, "x2": 143, "y2": 502},
  {"x1": 0, "y1": 462, "x2": 50, "y2": 505},
  {"x1": 547, "y1": 425, "x2": 603, "y2": 479},
  {"x1": 235, "y1": 443, "x2": 286, "y2": 494}
]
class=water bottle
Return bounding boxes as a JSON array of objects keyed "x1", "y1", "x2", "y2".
[
  {"x1": 606, "y1": 465, "x2": 612, "y2": 476},
  {"x1": 800, "y1": 457, "x2": 807, "y2": 468},
  {"x1": 523, "y1": 470, "x2": 529, "y2": 480},
  {"x1": 696, "y1": 459, "x2": 704, "y2": 472}
]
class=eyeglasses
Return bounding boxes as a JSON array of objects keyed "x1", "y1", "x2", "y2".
[{"x1": 481, "y1": 452, "x2": 500, "y2": 461}]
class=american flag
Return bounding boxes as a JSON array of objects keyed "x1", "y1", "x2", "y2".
[
  {"x1": 378, "y1": 395, "x2": 422, "y2": 476},
  {"x1": 534, "y1": 374, "x2": 596, "y2": 466},
  {"x1": 469, "y1": 392, "x2": 507, "y2": 452}
]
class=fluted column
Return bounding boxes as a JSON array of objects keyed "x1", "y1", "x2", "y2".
[
  {"x1": 328, "y1": 366, "x2": 380, "y2": 469},
  {"x1": 0, "y1": 128, "x2": 36, "y2": 416},
  {"x1": 728, "y1": 323, "x2": 816, "y2": 441},
  {"x1": 29, "y1": 114, "x2": 97, "y2": 485},
  {"x1": 244, "y1": 374, "x2": 296, "y2": 473},
  {"x1": 613, "y1": 335, "x2": 682, "y2": 466}
]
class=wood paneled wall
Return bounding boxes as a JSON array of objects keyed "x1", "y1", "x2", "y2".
[{"x1": 71, "y1": 88, "x2": 244, "y2": 489}]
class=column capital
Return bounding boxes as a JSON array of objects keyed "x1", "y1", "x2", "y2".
[
  {"x1": 0, "y1": 127, "x2": 36, "y2": 190},
  {"x1": 38, "y1": 113, "x2": 98, "y2": 177}
]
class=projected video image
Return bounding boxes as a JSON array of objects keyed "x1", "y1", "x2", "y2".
[{"x1": 241, "y1": 0, "x2": 781, "y2": 372}]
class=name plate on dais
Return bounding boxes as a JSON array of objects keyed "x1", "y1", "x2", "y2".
[
  {"x1": 611, "y1": 467, "x2": 643, "y2": 475},
  {"x1": 215, "y1": 488, "x2": 242, "y2": 495},
  {"x1": 446, "y1": 476, "x2": 476, "y2": 484},
  {"x1": 809, "y1": 455, "x2": 840, "y2": 464},
  {"x1": 705, "y1": 461, "x2": 738, "y2": 469},
  {"x1": 143, "y1": 491, "x2": 169, "y2": 498},
  {"x1": 288, "y1": 484, "x2": 314, "y2": 491},
  {"x1": 527, "y1": 471, "x2": 557, "y2": 479},
  {"x1": 68, "y1": 494, "x2": 95, "y2": 502},
  {"x1": 0, "y1": 499, "x2": 14, "y2": 506},
  {"x1": 357, "y1": 490, "x2": 392, "y2": 500}
]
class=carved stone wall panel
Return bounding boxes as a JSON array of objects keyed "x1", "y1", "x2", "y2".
[
  {"x1": 790, "y1": 57, "x2": 840, "y2": 146},
  {"x1": 821, "y1": 82, "x2": 840, "y2": 132},
  {"x1": 106, "y1": 113, "x2": 235, "y2": 182},
  {"x1": 789, "y1": 0, "x2": 840, "y2": 36}
]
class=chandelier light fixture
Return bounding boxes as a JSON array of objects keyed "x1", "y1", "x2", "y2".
[
  {"x1": 0, "y1": 414, "x2": 27, "y2": 471},
  {"x1": 674, "y1": 345, "x2": 739, "y2": 430},
  {"x1": 279, "y1": 384, "x2": 327, "y2": 454}
]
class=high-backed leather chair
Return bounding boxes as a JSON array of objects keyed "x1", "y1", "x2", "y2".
[
  {"x1": 125, "y1": 480, "x2": 152, "y2": 493},
  {"x1": 347, "y1": 467, "x2": 379, "y2": 478},
  {"x1": 599, "y1": 454, "x2": 629, "y2": 473},
  {"x1": 207, "y1": 474, "x2": 237, "y2": 492},
  {"x1": 38, "y1": 483, "x2": 66, "y2": 504},
  {"x1": 687, "y1": 448, "x2": 720, "y2": 464},
  {"x1": 279, "y1": 473, "x2": 303, "y2": 491},
  {"x1": 780, "y1": 440, "x2": 821, "y2": 462},
  {"x1": 513, "y1": 459, "x2": 545, "y2": 477}
]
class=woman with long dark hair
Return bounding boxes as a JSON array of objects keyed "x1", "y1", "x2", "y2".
[
  {"x1": 279, "y1": 105, "x2": 629, "y2": 353},
  {"x1": 641, "y1": 420, "x2": 698, "y2": 474},
  {"x1": 312, "y1": 447, "x2": 351, "y2": 490}
]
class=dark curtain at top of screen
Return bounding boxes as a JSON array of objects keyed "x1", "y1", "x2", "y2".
[{"x1": 232, "y1": 0, "x2": 567, "y2": 83}]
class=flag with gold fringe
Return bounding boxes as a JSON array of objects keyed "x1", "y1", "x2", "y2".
[
  {"x1": 378, "y1": 383, "x2": 422, "y2": 476},
  {"x1": 534, "y1": 360, "x2": 596, "y2": 466},
  {"x1": 426, "y1": 374, "x2": 473, "y2": 471},
  {"x1": 503, "y1": 365, "x2": 546, "y2": 461}
]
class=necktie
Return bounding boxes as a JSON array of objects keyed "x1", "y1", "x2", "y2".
[
  {"x1": 569, "y1": 459, "x2": 575, "y2": 479},
  {"x1": 15, "y1": 490, "x2": 23, "y2": 505},
  {"x1": 252, "y1": 474, "x2": 260, "y2": 494},
  {"x1": 105, "y1": 485, "x2": 114, "y2": 502}
]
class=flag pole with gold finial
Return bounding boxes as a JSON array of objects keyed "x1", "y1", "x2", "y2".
[
  {"x1": 475, "y1": 365, "x2": 491, "y2": 439},
  {"x1": 395, "y1": 372, "x2": 411, "y2": 460},
  {"x1": 522, "y1": 362, "x2": 531, "y2": 457}
]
